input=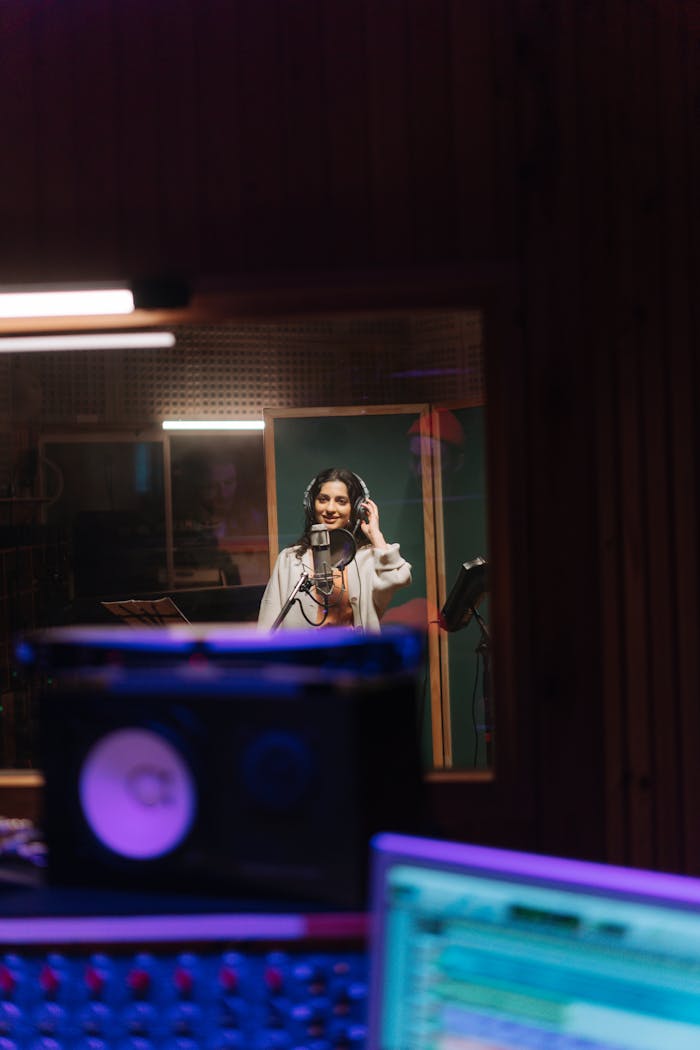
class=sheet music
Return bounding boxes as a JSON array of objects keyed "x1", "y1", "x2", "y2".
[{"x1": 100, "y1": 597, "x2": 190, "y2": 626}]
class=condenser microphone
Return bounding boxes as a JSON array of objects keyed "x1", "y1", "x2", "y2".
[{"x1": 310, "y1": 524, "x2": 334, "y2": 595}]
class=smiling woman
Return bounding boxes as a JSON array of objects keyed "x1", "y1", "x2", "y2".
[
  {"x1": 262, "y1": 403, "x2": 489, "y2": 773},
  {"x1": 257, "y1": 467, "x2": 412, "y2": 632}
]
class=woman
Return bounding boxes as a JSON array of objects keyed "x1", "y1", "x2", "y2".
[{"x1": 258, "y1": 467, "x2": 411, "y2": 631}]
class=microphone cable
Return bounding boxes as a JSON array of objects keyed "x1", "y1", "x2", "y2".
[
  {"x1": 472, "y1": 647, "x2": 482, "y2": 767},
  {"x1": 298, "y1": 565, "x2": 348, "y2": 627},
  {"x1": 353, "y1": 558, "x2": 363, "y2": 630},
  {"x1": 415, "y1": 655, "x2": 429, "y2": 741}
]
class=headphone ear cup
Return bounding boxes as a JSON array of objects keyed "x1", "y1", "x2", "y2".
[
  {"x1": 302, "y1": 478, "x2": 315, "y2": 518},
  {"x1": 352, "y1": 473, "x2": 370, "y2": 525}
]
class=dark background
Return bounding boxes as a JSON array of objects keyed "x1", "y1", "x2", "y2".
[{"x1": 0, "y1": 1, "x2": 698, "y2": 876}]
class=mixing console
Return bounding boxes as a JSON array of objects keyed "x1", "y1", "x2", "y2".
[{"x1": 0, "y1": 912, "x2": 369, "y2": 1050}]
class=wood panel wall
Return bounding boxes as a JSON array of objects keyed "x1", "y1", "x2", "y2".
[{"x1": 0, "y1": 0, "x2": 698, "y2": 876}]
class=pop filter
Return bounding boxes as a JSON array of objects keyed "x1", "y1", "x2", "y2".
[{"x1": 330, "y1": 528, "x2": 357, "y2": 570}]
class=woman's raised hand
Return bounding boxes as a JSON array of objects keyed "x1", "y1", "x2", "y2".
[{"x1": 360, "y1": 498, "x2": 387, "y2": 548}]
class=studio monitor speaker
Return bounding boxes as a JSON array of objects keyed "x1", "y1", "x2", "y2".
[{"x1": 28, "y1": 625, "x2": 426, "y2": 908}]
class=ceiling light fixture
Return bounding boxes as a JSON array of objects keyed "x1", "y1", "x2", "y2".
[
  {"x1": 0, "y1": 332, "x2": 176, "y2": 352},
  {"x1": 161, "y1": 420, "x2": 265, "y2": 431},
  {"x1": 0, "y1": 285, "x2": 135, "y2": 319}
]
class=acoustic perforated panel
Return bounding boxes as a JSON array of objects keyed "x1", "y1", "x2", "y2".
[{"x1": 5, "y1": 313, "x2": 482, "y2": 431}]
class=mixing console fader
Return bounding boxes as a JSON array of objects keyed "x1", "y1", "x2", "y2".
[{"x1": 0, "y1": 910, "x2": 369, "y2": 1050}]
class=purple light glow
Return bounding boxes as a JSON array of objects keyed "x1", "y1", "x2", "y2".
[
  {"x1": 18, "y1": 623, "x2": 415, "y2": 657},
  {"x1": 371, "y1": 832, "x2": 700, "y2": 906},
  {"x1": 16, "y1": 624, "x2": 425, "y2": 678},
  {"x1": 391, "y1": 368, "x2": 466, "y2": 379},
  {"x1": 0, "y1": 913, "x2": 304, "y2": 946},
  {"x1": 0, "y1": 912, "x2": 368, "y2": 946},
  {"x1": 79, "y1": 728, "x2": 196, "y2": 859}
]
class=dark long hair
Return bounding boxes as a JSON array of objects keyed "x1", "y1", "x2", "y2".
[{"x1": 295, "y1": 467, "x2": 370, "y2": 554}]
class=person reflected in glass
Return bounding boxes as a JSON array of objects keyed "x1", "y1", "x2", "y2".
[
  {"x1": 258, "y1": 467, "x2": 411, "y2": 631},
  {"x1": 194, "y1": 453, "x2": 265, "y2": 543},
  {"x1": 172, "y1": 448, "x2": 266, "y2": 587},
  {"x1": 407, "y1": 408, "x2": 465, "y2": 494}
]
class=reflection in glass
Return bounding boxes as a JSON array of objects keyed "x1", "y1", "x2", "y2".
[
  {"x1": 44, "y1": 440, "x2": 167, "y2": 600},
  {"x1": 170, "y1": 434, "x2": 268, "y2": 589}
]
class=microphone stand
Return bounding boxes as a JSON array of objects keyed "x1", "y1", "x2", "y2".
[
  {"x1": 470, "y1": 604, "x2": 493, "y2": 765},
  {"x1": 271, "y1": 566, "x2": 314, "y2": 631},
  {"x1": 270, "y1": 567, "x2": 334, "y2": 631},
  {"x1": 270, "y1": 529, "x2": 355, "y2": 632}
]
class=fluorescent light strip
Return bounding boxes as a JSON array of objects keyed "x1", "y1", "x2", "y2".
[
  {"x1": 0, "y1": 332, "x2": 175, "y2": 352},
  {"x1": 162, "y1": 420, "x2": 265, "y2": 431},
  {"x1": 0, "y1": 288, "x2": 134, "y2": 318}
]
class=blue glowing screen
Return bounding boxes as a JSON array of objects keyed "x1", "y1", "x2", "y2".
[{"x1": 369, "y1": 834, "x2": 700, "y2": 1050}]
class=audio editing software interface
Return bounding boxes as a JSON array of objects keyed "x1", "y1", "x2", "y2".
[{"x1": 368, "y1": 834, "x2": 700, "y2": 1050}]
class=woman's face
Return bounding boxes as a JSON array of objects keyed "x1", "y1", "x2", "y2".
[{"x1": 314, "y1": 480, "x2": 352, "y2": 530}]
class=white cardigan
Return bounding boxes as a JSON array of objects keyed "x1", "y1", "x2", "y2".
[{"x1": 257, "y1": 542, "x2": 411, "y2": 632}]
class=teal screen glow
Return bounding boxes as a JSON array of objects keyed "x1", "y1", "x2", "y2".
[{"x1": 374, "y1": 858, "x2": 700, "y2": 1050}]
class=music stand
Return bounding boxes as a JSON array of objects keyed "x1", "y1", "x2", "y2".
[
  {"x1": 439, "y1": 557, "x2": 492, "y2": 764},
  {"x1": 101, "y1": 596, "x2": 190, "y2": 626},
  {"x1": 439, "y1": 556, "x2": 488, "y2": 632}
]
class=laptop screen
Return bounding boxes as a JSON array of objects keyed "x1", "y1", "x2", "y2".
[{"x1": 368, "y1": 833, "x2": 700, "y2": 1050}]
